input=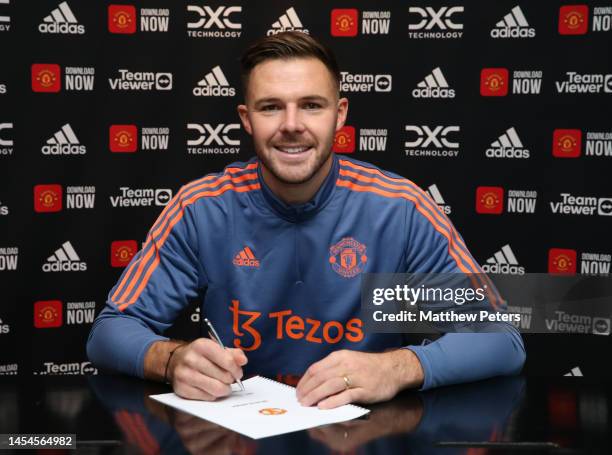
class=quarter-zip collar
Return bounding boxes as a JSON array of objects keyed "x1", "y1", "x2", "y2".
[{"x1": 257, "y1": 154, "x2": 339, "y2": 223}]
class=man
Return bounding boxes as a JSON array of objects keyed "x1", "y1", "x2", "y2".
[{"x1": 88, "y1": 32, "x2": 525, "y2": 409}]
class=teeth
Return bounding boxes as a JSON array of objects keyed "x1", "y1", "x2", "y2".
[{"x1": 276, "y1": 146, "x2": 309, "y2": 154}]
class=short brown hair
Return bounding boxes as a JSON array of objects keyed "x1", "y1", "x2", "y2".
[{"x1": 240, "y1": 32, "x2": 341, "y2": 94}]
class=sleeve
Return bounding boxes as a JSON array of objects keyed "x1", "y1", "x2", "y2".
[
  {"x1": 87, "y1": 194, "x2": 207, "y2": 378},
  {"x1": 401, "y1": 193, "x2": 526, "y2": 390}
]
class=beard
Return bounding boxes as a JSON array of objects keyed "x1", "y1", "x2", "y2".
[
  {"x1": 258, "y1": 148, "x2": 332, "y2": 185},
  {"x1": 256, "y1": 133, "x2": 335, "y2": 185}
]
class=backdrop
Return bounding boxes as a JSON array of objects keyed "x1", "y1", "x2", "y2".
[{"x1": 1, "y1": 0, "x2": 610, "y2": 377}]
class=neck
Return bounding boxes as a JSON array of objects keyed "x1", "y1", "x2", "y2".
[{"x1": 261, "y1": 155, "x2": 333, "y2": 205}]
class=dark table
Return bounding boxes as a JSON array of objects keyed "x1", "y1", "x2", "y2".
[{"x1": 0, "y1": 374, "x2": 609, "y2": 454}]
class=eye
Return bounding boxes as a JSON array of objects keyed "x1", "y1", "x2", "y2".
[
  {"x1": 260, "y1": 104, "x2": 279, "y2": 112},
  {"x1": 303, "y1": 102, "x2": 322, "y2": 110}
]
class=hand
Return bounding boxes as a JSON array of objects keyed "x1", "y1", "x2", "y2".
[
  {"x1": 296, "y1": 349, "x2": 424, "y2": 409},
  {"x1": 168, "y1": 338, "x2": 247, "y2": 400}
]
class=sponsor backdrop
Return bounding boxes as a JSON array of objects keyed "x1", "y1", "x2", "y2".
[{"x1": 0, "y1": 0, "x2": 610, "y2": 377}]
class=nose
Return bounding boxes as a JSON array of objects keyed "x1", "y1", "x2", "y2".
[{"x1": 279, "y1": 104, "x2": 305, "y2": 134}]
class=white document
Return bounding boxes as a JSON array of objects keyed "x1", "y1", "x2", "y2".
[{"x1": 150, "y1": 376, "x2": 369, "y2": 439}]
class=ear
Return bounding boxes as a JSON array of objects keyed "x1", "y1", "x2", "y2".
[
  {"x1": 335, "y1": 97, "x2": 349, "y2": 131},
  {"x1": 237, "y1": 104, "x2": 252, "y2": 135}
]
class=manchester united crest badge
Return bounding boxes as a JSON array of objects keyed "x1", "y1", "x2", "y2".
[{"x1": 329, "y1": 237, "x2": 367, "y2": 278}]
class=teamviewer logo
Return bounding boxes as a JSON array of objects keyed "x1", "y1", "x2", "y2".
[
  {"x1": 593, "y1": 318, "x2": 611, "y2": 336},
  {"x1": 155, "y1": 189, "x2": 172, "y2": 206},
  {"x1": 155, "y1": 73, "x2": 172, "y2": 90},
  {"x1": 374, "y1": 75, "x2": 392, "y2": 92},
  {"x1": 598, "y1": 198, "x2": 612, "y2": 216},
  {"x1": 604, "y1": 75, "x2": 612, "y2": 93}
]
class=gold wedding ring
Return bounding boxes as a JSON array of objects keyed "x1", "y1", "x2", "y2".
[{"x1": 342, "y1": 375, "x2": 352, "y2": 390}]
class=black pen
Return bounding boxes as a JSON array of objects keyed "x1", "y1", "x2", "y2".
[{"x1": 204, "y1": 318, "x2": 245, "y2": 391}]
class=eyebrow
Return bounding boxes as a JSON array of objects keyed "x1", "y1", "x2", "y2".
[{"x1": 253, "y1": 95, "x2": 330, "y2": 107}]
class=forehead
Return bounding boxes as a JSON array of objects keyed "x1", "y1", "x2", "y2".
[{"x1": 246, "y1": 57, "x2": 337, "y2": 101}]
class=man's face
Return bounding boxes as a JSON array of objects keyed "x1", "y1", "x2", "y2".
[{"x1": 238, "y1": 57, "x2": 348, "y2": 185}]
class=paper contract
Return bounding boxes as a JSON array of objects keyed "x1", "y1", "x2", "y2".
[{"x1": 150, "y1": 375, "x2": 369, "y2": 439}]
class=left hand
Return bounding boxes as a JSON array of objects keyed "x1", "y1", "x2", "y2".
[{"x1": 296, "y1": 349, "x2": 424, "y2": 409}]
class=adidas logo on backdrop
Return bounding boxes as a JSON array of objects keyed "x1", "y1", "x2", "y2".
[
  {"x1": 193, "y1": 66, "x2": 235, "y2": 97},
  {"x1": 42, "y1": 241, "x2": 87, "y2": 272},
  {"x1": 481, "y1": 244, "x2": 525, "y2": 275},
  {"x1": 426, "y1": 184, "x2": 452, "y2": 214},
  {"x1": 39, "y1": 1, "x2": 85, "y2": 34},
  {"x1": 42, "y1": 124, "x2": 86, "y2": 155},
  {"x1": 491, "y1": 6, "x2": 535, "y2": 38},
  {"x1": 412, "y1": 67, "x2": 455, "y2": 98},
  {"x1": 486, "y1": 127, "x2": 530, "y2": 159},
  {"x1": 564, "y1": 367, "x2": 583, "y2": 377},
  {"x1": 267, "y1": 7, "x2": 308, "y2": 35}
]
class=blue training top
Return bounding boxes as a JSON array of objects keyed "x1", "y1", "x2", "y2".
[{"x1": 87, "y1": 155, "x2": 525, "y2": 389}]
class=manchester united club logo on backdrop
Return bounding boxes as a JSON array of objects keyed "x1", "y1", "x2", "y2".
[
  {"x1": 476, "y1": 186, "x2": 504, "y2": 214},
  {"x1": 333, "y1": 126, "x2": 355, "y2": 153},
  {"x1": 34, "y1": 300, "x2": 63, "y2": 328},
  {"x1": 329, "y1": 237, "x2": 367, "y2": 278},
  {"x1": 31, "y1": 64, "x2": 61, "y2": 92},
  {"x1": 480, "y1": 68, "x2": 508, "y2": 96},
  {"x1": 331, "y1": 9, "x2": 358, "y2": 37}
]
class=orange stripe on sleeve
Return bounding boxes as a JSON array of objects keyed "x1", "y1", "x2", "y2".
[
  {"x1": 113, "y1": 173, "x2": 258, "y2": 305},
  {"x1": 118, "y1": 182, "x2": 260, "y2": 311},
  {"x1": 110, "y1": 190, "x2": 188, "y2": 302},
  {"x1": 337, "y1": 171, "x2": 480, "y2": 274},
  {"x1": 112, "y1": 164, "x2": 258, "y2": 302},
  {"x1": 338, "y1": 163, "x2": 499, "y2": 308},
  {"x1": 339, "y1": 160, "x2": 484, "y2": 275},
  {"x1": 336, "y1": 179, "x2": 472, "y2": 274}
]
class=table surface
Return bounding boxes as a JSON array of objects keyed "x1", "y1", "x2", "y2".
[{"x1": 0, "y1": 374, "x2": 609, "y2": 454}]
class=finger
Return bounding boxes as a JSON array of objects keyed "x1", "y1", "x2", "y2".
[
  {"x1": 296, "y1": 355, "x2": 337, "y2": 397},
  {"x1": 317, "y1": 388, "x2": 359, "y2": 410},
  {"x1": 229, "y1": 348, "x2": 248, "y2": 366},
  {"x1": 297, "y1": 359, "x2": 343, "y2": 400},
  {"x1": 301, "y1": 376, "x2": 347, "y2": 407},
  {"x1": 193, "y1": 374, "x2": 233, "y2": 398},
  {"x1": 193, "y1": 339, "x2": 244, "y2": 380},
  {"x1": 180, "y1": 351, "x2": 235, "y2": 385},
  {"x1": 174, "y1": 368, "x2": 232, "y2": 398},
  {"x1": 174, "y1": 383, "x2": 216, "y2": 401}
]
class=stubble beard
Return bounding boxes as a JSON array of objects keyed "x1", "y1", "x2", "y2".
[{"x1": 259, "y1": 147, "x2": 332, "y2": 185}]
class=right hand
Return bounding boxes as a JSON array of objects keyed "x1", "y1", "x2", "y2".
[{"x1": 168, "y1": 338, "x2": 247, "y2": 400}]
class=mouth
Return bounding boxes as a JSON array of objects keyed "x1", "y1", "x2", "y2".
[{"x1": 273, "y1": 145, "x2": 313, "y2": 155}]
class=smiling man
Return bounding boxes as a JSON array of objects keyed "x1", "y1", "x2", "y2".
[
  {"x1": 88, "y1": 32, "x2": 525, "y2": 409},
  {"x1": 237, "y1": 54, "x2": 345, "y2": 205}
]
